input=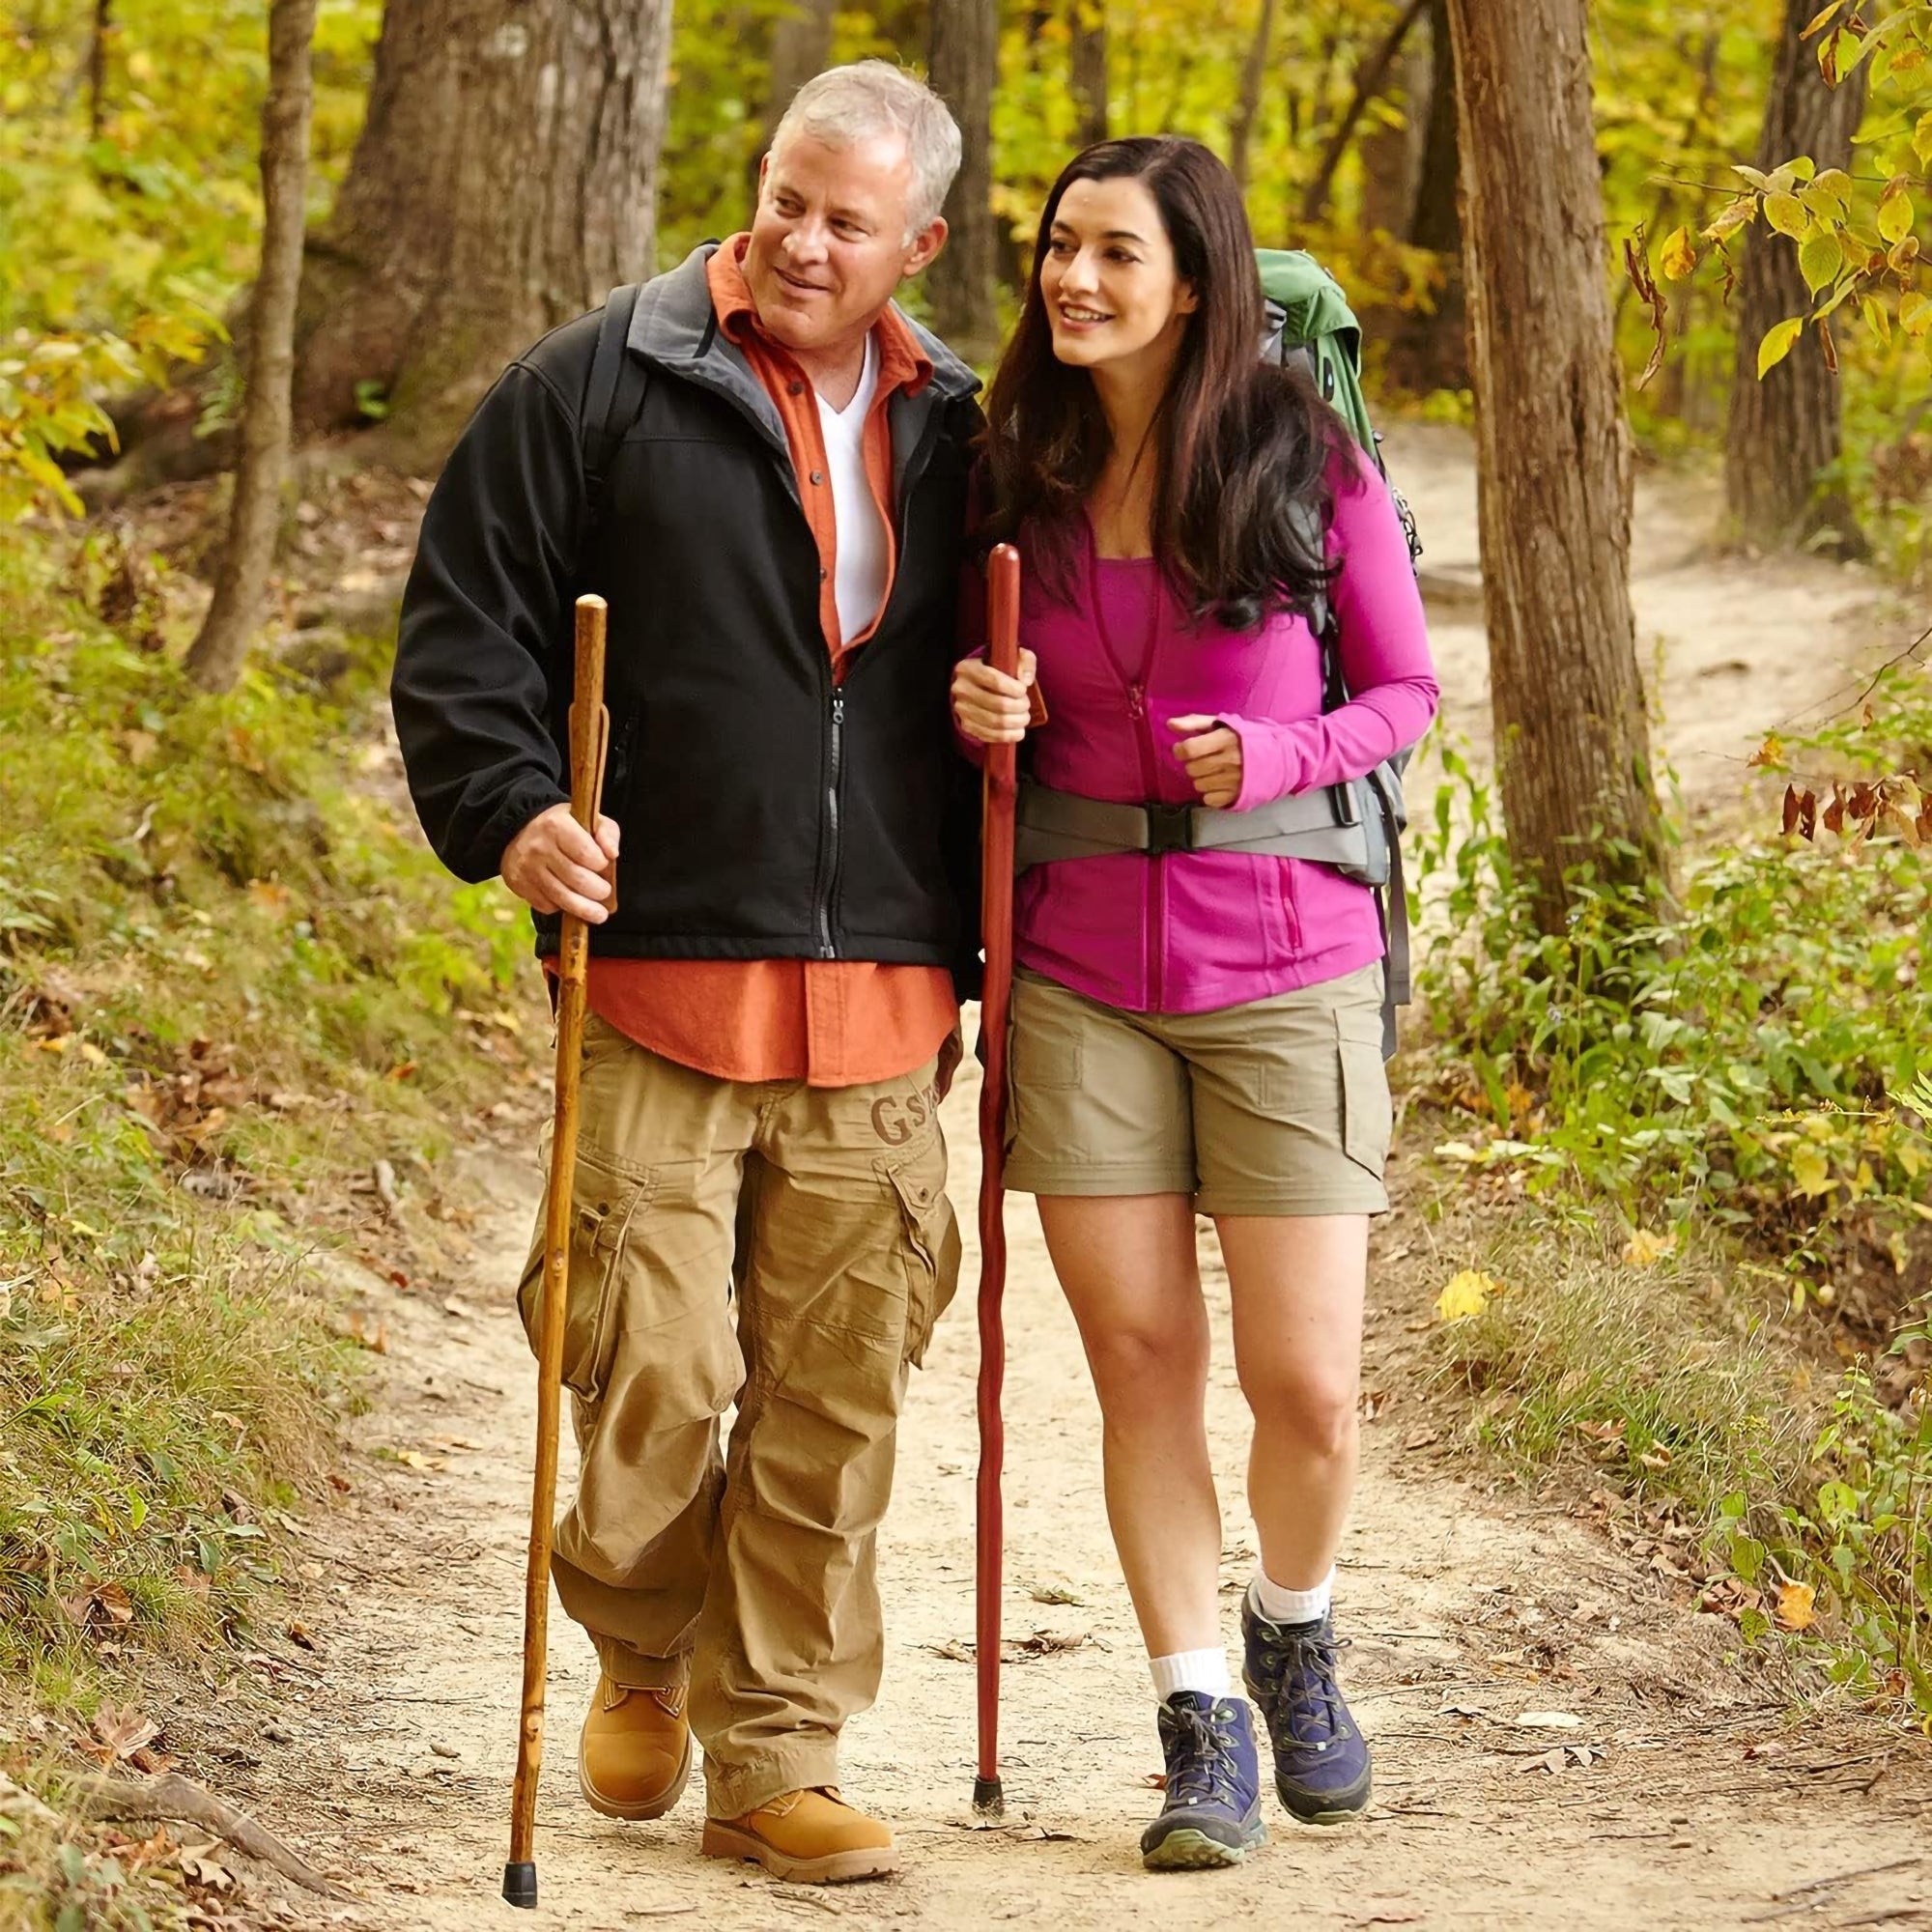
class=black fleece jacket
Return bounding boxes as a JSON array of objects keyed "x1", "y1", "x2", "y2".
[{"x1": 391, "y1": 245, "x2": 985, "y2": 992}]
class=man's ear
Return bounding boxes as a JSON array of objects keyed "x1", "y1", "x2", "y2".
[
  {"x1": 902, "y1": 215, "x2": 949, "y2": 279},
  {"x1": 755, "y1": 151, "x2": 771, "y2": 204}
]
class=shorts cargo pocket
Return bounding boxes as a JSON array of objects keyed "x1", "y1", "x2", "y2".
[
  {"x1": 1336, "y1": 1012, "x2": 1393, "y2": 1179},
  {"x1": 884, "y1": 1158, "x2": 961, "y2": 1368},
  {"x1": 516, "y1": 1146, "x2": 654, "y2": 1403}
]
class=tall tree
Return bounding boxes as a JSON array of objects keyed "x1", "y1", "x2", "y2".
[
  {"x1": 184, "y1": 0, "x2": 318, "y2": 695},
  {"x1": 1069, "y1": 0, "x2": 1109, "y2": 150},
  {"x1": 928, "y1": 0, "x2": 1000, "y2": 364},
  {"x1": 1445, "y1": 0, "x2": 1665, "y2": 927},
  {"x1": 1228, "y1": 0, "x2": 1277, "y2": 197},
  {"x1": 1385, "y1": 0, "x2": 1466, "y2": 392},
  {"x1": 292, "y1": 0, "x2": 672, "y2": 461},
  {"x1": 1297, "y1": 0, "x2": 1428, "y2": 225},
  {"x1": 1360, "y1": 26, "x2": 1430, "y2": 236},
  {"x1": 1723, "y1": 0, "x2": 1870, "y2": 558}
]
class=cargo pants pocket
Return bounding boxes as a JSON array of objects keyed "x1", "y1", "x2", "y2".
[
  {"x1": 517, "y1": 1145, "x2": 655, "y2": 1404},
  {"x1": 1336, "y1": 1011, "x2": 1393, "y2": 1179},
  {"x1": 881, "y1": 1152, "x2": 961, "y2": 1369}
]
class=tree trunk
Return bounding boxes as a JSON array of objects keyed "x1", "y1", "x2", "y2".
[
  {"x1": 183, "y1": 0, "x2": 318, "y2": 695},
  {"x1": 1445, "y1": 0, "x2": 1665, "y2": 928},
  {"x1": 1228, "y1": 0, "x2": 1277, "y2": 197},
  {"x1": 927, "y1": 0, "x2": 1000, "y2": 365},
  {"x1": 292, "y1": 0, "x2": 672, "y2": 463},
  {"x1": 1385, "y1": 0, "x2": 1465, "y2": 392},
  {"x1": 1298, "y1": 0, "x2": 1428, "y2": 227},
  {"x1": 1069, "y1": 0, "x2": 1109, "y2": 150},
  {"x1": 1723, "y1": 0, "x2": 1869, "y2": 559},
  {"x1": 1360, "y1": 26, "x2": 1429, "y2": 236},
  {"x1": 747, "y1": 0, "x2": 838, "y2": 201},
  {"x1": 88, "y1": 0, "x2": 111, "y2": 138}
]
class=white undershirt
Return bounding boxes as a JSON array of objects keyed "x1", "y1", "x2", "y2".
[{"x1": 815, "y1": 332, "x2": 888, "y2": 644}]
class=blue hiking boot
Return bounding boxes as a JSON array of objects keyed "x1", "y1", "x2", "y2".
[
  {"x1": 1242, "y1": 1600, "x2": 1373, "y2": 1823},
  {"x1": 1138, "y1": 1691, "x2": 1267, "y2": 1871}
]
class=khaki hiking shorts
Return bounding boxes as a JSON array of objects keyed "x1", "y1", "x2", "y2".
[{"x1": 1004, "y1": 962, "x2": 1392, "y2": 1217}]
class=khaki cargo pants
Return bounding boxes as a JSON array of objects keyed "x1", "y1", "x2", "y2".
[{"x1": 518, "y1": 1012, "x2": 960, "y2": 1819}]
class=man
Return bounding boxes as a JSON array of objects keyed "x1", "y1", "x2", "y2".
[{"x1": 391, "y1": 62, "x2": 980, "y2": 1885}]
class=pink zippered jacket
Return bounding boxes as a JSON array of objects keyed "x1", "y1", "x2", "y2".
[{"x1": 961, "y1": 451, "x2": 1438, "y2": 1014}]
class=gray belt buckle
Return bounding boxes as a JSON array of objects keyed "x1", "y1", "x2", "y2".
[{"x1": 1143, "y1": 801, "x2": 1196, "y2": 857}]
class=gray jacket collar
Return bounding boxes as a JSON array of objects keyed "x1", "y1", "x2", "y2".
[{"x1": 626, "y1": 243, "x2": 980, "y2": 464}]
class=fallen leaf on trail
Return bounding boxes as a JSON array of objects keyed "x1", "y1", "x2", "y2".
[
  {"x1": 1358, "y1": 1388, "x2": 1394, "y2": 1421},
  {"x1": 442, "y1": 1296, "x2": 477, "y2": 1319},
  {"x1": 286, "y1": 1621, "x2": 319, "y2": 1651},
  {"x1": 392, "y1": 1450, "x2": 448, "y2": 1473},
  {"x1": 923, "y1": 1640, "x2": 974, "y2": 1663},
  {"x1": 1030, "y1": 1581, "x2": 1084, "y2": 1605},
  {"x1": 90, "y1": 1706, "x2": 160, "y2": 1761},
  {"x1": 180, "y1": 1848, "x2": 236, "y2": 1893},
  {"x1": 1513, "y1": 1710, "x2": 1581, "y2": 1730},
  {"x1": 1435, "y1": 1269, "x2": 1500, "y2": 1323},
  {"x1": 1404, "y1": 1428, "x2": 1442, "y2": 1451},
  {"x1": 1776, "y1": 1581, "x2": 1816, "y2": 1632},
  {"x1": 1622, "y1": 1228, "x2": 1678, "y2": 1268}
]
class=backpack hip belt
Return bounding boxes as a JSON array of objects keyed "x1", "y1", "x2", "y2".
[{"x1": 1013, "y1": 769, "x2": 1411, "y2": 1052}]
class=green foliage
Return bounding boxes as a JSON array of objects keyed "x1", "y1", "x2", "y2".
[
  {"x1": 0, "y1": 527, "x2": 539, "y2": 1686},
  {"x1": 0, "y1": 0, "x2": 380, "y2": 516},
  {"x1": 1412, "y1": 681, "x2": 1932, "y2": 1290}
]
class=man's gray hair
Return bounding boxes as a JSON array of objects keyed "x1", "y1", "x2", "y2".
[{"x1": 769, "y1": 60, "x2": 963, "y2": 240}]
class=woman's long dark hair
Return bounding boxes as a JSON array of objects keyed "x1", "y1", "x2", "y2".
[{"x1": 982, "y1": 135, "x2": 1347, "y2": 630}]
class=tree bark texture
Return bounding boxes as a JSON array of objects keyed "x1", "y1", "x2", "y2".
[
  {"x1": 1445, "y1": 0, "x2": 1665, "y2": 925},
  {"x1": 1384, "y1": 0, "x2": 1465, "y2": 393},
  {"x1": 1228, "y1": 0, "x2": 1277, "y2": 197},
  {"x1": 1722, "y1": 0, "x2": 1869, "y2": 557},
  {"x1": 184, "y1": 0, "x2": 318, "y2": 694},
  {"x1": 927, "y1": 0, "x2": 1000, "y2": 365},
  {"x1": 1069, "y1": 0, "x2": 1109, "y2": 150},
  {"x1": 294, "y1": 0, "x2": 671, "y2": 455}
]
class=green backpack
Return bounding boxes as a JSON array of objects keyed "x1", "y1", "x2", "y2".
[
  {"x1": 1255, "y1": 247, "x2": 1421, "y2": 567},
  {"x1": 1255, "y1": 246, "x2": 1422, "y2": 1055}
]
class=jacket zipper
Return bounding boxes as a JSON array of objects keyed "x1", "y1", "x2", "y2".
[
  {"x1": 1090, "y1": 529, "x2": 1169, "y2": 1010},
  {"x1": 817, "y1": 686, "x2": 846, "y2": 957}
]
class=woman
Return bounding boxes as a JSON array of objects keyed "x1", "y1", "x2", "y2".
[{"x1": 952, "y1": 137, "x2": 1436, "y2": 1871}]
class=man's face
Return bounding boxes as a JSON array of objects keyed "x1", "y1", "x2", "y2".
[{"x1": 743, "y1": 131, "x2": 947, "y2": 364}]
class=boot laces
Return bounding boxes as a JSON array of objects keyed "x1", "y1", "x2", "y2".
[
  {"x1": 1258, "y1": 1627, "x2": 1355, "y2": 1748},
  {"x1": 1162, "y1": 1701, "x2": 1242, "y2": 1805}
]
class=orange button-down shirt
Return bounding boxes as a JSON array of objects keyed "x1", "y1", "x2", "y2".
[{"x1": 581, "y1": 238, "x2": 960, "y2": 1088}]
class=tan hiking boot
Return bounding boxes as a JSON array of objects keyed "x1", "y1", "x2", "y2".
[
  {"x1": 577, "y1": 1675, "x2": 693, "y2": 1820},
  {"x1": 700, "y1": 1787, "x2": 899, "y2": 1884}
]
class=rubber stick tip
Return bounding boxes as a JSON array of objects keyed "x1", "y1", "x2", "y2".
[
  {"x1": 973, "y1": 1776, "x2": 1005, "y2": 1819},
  {"x1": 502, "y1": 1861, "x2": 538, "y2": 1909}
]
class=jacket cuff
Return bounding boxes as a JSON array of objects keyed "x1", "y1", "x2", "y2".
[
  {"x1": 1219, "y1": 713, "x2": 1302, "y2": 812},
  {"x1": 465, "y1": 775, "x2": 572, "y2": 885}
]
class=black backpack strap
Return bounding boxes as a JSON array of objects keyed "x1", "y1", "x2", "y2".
[{"x1": 581, "y1": 283, "x2": 646, "y2": 517}]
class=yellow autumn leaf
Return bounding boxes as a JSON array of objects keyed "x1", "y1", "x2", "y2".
[
  {"x1": 1776, "y1": 1581, "x2": 1816, "y2": 1632},
  {"x1": 1788, "y1": 1144, "x2": 1835, "y2": 1199},
  {"x1": 1757, "y1": 317, "x2": 1804, "y2": 378},
  {"x1": 1660, "y1": 226, "x2": 1697, "y2": 280},
  {"x1": 1435, "y1": 1270, "x2": 1500, "y2": 1324},
  {"x1": 1622, "y1": 1228, "x2": 1678, "y2": 1268}
]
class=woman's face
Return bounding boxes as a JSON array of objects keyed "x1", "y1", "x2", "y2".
[{"x1": 1038, "y1": 176, "x2": 1198, "y2": 384}]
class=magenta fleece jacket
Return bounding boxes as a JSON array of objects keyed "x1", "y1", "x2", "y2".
[{"x1": 961, "y1": 451, "x2": 1438, "y2": 1014}]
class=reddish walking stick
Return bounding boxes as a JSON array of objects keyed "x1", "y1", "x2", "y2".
[{"x1": 974, "y1": 542, "x2": 1022, "y2": 1817}]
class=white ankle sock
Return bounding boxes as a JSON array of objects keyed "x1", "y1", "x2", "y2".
[
  {"x1": 1149, "y1": 1647, "x2": 1232, "y2": 1701},
  {"x1": 1250, "y1": 1567, "x2": 1334, "y2": 1628}
]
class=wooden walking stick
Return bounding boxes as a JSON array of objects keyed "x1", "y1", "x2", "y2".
[
  {"x1": 504, "y1": 593, "x2": 610, "y2": 1910},
  {"x1": 974, "y1": 543, "x2": 1021, "y2": 1818}
]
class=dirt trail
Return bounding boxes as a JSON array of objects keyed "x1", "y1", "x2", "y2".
[{"x1": 225, "y1": 434, "x2": 1926, "y2": 1929}]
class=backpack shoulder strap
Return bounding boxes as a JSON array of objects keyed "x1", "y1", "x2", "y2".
[{"x1": 581, "y1": 283, "x2": 647, "y2": 514}]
